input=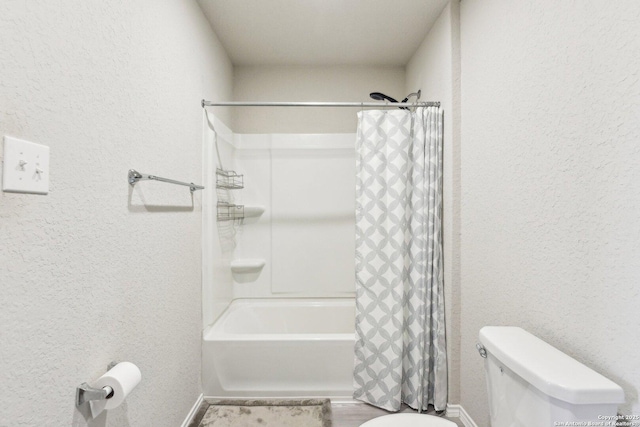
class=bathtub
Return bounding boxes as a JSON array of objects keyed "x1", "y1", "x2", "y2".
[{"x1": 202, "y1": 298, "x2": 356, "y2": 398}]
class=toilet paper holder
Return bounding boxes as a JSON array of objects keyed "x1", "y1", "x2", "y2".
[{"x1": 75, "y1": 361, "x2": 118, "y2": 407}]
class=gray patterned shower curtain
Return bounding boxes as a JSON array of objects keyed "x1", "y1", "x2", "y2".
[{"x1": 353, "y1": 107, "x2": 447, "y2": 412}]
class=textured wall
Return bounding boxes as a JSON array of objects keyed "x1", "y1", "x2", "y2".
[
  {"x1": 405, "y1": 0, "x2": 462, "y2": 405},
  {"x1": 232, "y1": 65, "x2": 405, "y2": 133},
  {"x1": 460, "y1": 0, "x2": 640, "y2": 424},
  {"x1": 0, "y1": 1, "x2": 232, "y2": 426}
]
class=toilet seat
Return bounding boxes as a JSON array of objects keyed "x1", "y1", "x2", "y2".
[{"x1": 359, "y1": 413, "x2": 457, "y2": 427}]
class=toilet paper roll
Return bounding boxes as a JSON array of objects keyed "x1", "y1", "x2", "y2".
[{"x1": 89, "y1": 362, "x2": 141, "y2": 418}]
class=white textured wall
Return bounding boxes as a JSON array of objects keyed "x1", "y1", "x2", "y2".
[
  {"x1": 0, "y1": 1, "x2": 232, "y2": 426},
  {"x1": 405, "y1": 0, "x2": 461, "y2": 405},
  {"x1": 460, "y1": 0, "x2": 640, "y2": 424},
  {"x1": 232, "y1": 65, "x2": 405, "y2": 133}
]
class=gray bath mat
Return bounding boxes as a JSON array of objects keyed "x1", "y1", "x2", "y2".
[{"x1": 197, "y1": 399, "x2": 332, "y2": 427}]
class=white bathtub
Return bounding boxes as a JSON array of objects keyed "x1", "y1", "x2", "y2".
[{"x1": 202, "y1": 298, "x2": 356, "y2": 398}]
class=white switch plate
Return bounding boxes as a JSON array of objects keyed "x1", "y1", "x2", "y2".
[{"x1": 2, "y1": 136, "x2": 50, "y2": 195}]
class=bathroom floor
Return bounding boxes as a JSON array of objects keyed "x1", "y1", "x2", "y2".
[
  {"x1": 330, "y1": 401, "x2": 463, "y2": 427},
  {"x1": 190, "y1": 400, "x2": 463, "y2": 427}
]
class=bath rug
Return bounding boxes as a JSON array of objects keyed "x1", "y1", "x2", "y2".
[{"x1": 197, "y1": 399, "x2": 332, "y2": 427}]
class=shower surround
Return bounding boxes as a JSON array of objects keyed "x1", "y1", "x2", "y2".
[{"x1": 202, "y1": 115, "x2": 357, "y2": 398}]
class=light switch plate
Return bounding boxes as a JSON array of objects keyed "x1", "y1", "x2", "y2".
[{"x1": 2, "y1": 136, "x2": 50, "y2": 195}]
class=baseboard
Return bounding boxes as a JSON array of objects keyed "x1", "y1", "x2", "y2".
[
  {"x1": 446, "y1": 404, "x2": 478, "y2": 427},
  {"x1": 181, "y1": 393, "x2": 204, "y2": 427},
  {"x1": 445, "y1": 403, "x2": 460, "y2": 417}
]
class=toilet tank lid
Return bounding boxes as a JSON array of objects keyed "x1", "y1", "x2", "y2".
[{"x1": 479, "y1": 326, "x2": 624, "y2": 405}]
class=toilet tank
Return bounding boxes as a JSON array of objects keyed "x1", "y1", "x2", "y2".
[{"x1": 478, "y1": 326, "x2": 624, "y2": 427}]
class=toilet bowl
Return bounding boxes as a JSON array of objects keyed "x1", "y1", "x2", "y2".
[{"x1": 359, "y1": 413, "x2": 457, "y2": 427}]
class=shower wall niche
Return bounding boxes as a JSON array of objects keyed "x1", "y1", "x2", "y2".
[{"x1": 202, "y1": 114, "x2": 356, "y2": 328}]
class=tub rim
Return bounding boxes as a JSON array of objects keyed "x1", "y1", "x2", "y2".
[{"x1": 203, "y1": 297, "x2": 356, "y2": 341}]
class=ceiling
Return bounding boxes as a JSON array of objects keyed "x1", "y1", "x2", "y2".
[{"x1": 197, "y1": 0, "x2": 449, "y2": 66}]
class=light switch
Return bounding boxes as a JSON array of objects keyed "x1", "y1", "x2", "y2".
[{"x1": 2, "y1": 136, "x2": 50, "y2": 195}]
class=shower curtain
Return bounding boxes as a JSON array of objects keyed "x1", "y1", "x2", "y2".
[{"x1": 353, "y1": 106, "x2": 447, "y2": 412}]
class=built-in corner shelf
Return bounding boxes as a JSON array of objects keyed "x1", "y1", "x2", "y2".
[
  {"x1": 216, "y1": 204, "x2": 265, "y2": 222},
  {"x1": 230, "y1": 259, "x2": 266, "y2": 274},
  {"x1": 243, "y1": 205, "x2": 265, "y2": 218}
]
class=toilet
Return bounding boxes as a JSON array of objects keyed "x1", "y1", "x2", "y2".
[
  {"x1": 478, "y1": 326, "x2": 625, "y2": 426},
  {"x1": 360, "y1": 413, "x2": 456, "y2": 427}
]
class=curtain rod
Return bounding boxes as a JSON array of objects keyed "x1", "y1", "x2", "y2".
[{"x1": 201, "y1": 100, "x2": 440, "y2": 108}]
